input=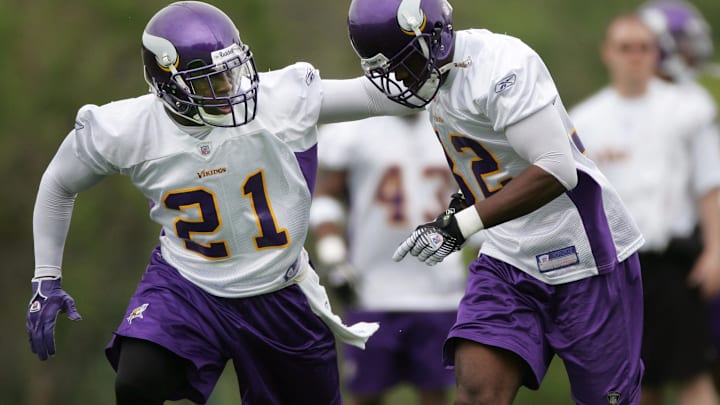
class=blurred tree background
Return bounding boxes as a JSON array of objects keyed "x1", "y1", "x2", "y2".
[{"x1": 2, "y1": 0, "x2": 720, "y2": 404}]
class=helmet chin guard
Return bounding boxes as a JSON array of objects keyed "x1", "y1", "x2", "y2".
[{"x1": 142, "y1": 1, "x2": 260, "y2": 127}]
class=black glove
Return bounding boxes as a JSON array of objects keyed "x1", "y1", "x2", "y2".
[{"x1": 448, "y1": 192, "x2": 470, "y2": 211}]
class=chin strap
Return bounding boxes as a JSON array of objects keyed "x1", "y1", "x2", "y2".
[{"x1": 416, "y1": 56, "x2": 472, "y2": 99}]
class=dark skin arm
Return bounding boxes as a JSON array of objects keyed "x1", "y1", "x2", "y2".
[{"x1": 475, "y1": 165, "x2": 567, "y2": 228}]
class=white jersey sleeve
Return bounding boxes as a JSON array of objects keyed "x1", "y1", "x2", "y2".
[
  {"x1": 681, "y1": 81, "x2": 720, "y2": 197},
  {"x1": 484, "y1": 34, "x2": 559, "y2": 131},
  {"x1": 33, "y1": 136, "x2": 105, "y2": 278},
  {"x1": 318, "y1": 77, "x2": 417, "y2": 124}
]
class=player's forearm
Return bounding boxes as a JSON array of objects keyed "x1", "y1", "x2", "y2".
[
  {"x1": 699, "y1": 187, "x2": 720, "y2": 255},
  {"x1": 32, "y1": 139, "x2": 106, "y2": 278},
  {"x1": 475, "y1": 165, "x2": 566, "y2": 229},
  {"x1": 33, "y1": 172, "x2": 78, "y2": 278},
  {"x1": 318, "y1": 78, "x2": 416, "y2": 124}
]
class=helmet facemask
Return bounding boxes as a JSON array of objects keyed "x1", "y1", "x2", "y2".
[
  {"x1": 173, "y1": 45, "x2": 258, "y2": 127},
  {"x1": 144, "y1": 37, "x2": 259, "y2": 127},
  {"x1": 360, "y1": 32, "x2": 443, "y2": 108}
]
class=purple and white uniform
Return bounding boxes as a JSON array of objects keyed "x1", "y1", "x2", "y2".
[
  {"x1": 32, "y1": 63, "x2": 411, "y2": 404},
  {"x1": 432, "y1": 30, "x2": 645, "y2": 404}
]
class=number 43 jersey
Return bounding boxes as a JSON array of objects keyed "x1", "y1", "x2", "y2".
[
  {"x1": 430, "y1": 30, "x2": 644, "y2": 285},
  {"x1": 70, "y1": 63, "x2": 322, "y2": 297}
]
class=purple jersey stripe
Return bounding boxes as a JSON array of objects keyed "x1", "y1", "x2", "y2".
[
  {"x1": 566, "y1": 170, "x2": 618, "y2": 272},
  {"x1": 295, "y1": 143, "x2": 318, "y2": 196}
]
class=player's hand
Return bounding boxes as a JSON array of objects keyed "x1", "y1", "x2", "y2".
[
  {"x1": 326, "y1": 262, "x2": 358, "y2": 307},
  {"x1": 27, "y1": 277, "x2": 81, "y2": 361},
  {"x1": 688, "y1": 249, "x2": 720, "y2": 299},
  {"x1": 393, "y1": 207, "x2": 466, "y2": 266}
]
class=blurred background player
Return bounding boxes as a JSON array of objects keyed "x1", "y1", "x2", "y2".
[
  {"x1": 310, "y1": 111, "x2": 468, "y2": 405},
  {"x1": 639, "y1": 0, "x2": 716, "y2": 83},
  {"x1": 639, "y1": 0, "x2": 720, "y2": 394},
  {"x1": 570, "y1": 12, "x2": 720, "y2": 405}
]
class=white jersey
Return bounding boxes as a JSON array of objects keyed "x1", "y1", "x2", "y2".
[
  {"x1": 429, "y1": 30, "x2": 644, "y2": 284},
  {"x1": 570, "y1": 78, "x2": 720, "y2": 251},
  {"x1": 317, "y1": 112, "x2": 466, "y2": 311},
  {"x1": 69, "y1": 63, "x2": 322, "y2": 297}
]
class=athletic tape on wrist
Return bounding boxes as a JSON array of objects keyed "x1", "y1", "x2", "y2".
[{"x1": 455, "y1": 206, "x2": 484, "y2": 239}]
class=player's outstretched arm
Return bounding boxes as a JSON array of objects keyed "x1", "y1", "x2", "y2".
[
  {"x1": 318, "y1": 77, "x2": 417, "y2": 125},
  {"x1": 29, "y1": 136, "x2": 104, "y2": 360}
]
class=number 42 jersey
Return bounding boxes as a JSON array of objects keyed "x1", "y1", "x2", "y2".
[
  {"x1": 430, "y1": 30, "x2": 644, "y2": 285},
  {"x1": 70, "y1": 63, "x2": 322, "y2": 297}
]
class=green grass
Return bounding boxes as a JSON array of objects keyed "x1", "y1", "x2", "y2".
[{"x1": 185, "y1": 355, "x2": 573, "y2": 404}]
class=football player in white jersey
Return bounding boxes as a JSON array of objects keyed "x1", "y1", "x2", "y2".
[
  {"x1": 347, "y1": 0, "x2": 646, "y2": 404},
  {"x1": 26, "y1": 2, "x2": 419, "y2": 404},
  {"x1": 310, "y1": 111, "x2": 467, "y2": 405},
  {"x1": 573, "y1": 10, "x2": 720, "y2": 405}
]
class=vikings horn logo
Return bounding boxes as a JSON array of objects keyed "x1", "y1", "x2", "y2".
[{"x1": 126, "y1": 303, "x2": 149, "y2": 325}]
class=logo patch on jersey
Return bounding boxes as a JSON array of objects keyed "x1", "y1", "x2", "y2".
[
  {"x1": 284, "y1": 259, "x2": 301, "y2": 281},
  {"x1": 606, "y1": 391, "x2": 621, "y2": 405},
  {"x1": 126, "y1": 303, "x2": 149, "y2": 325},
  {"x1": 305, "y1": 67, "x2": 315, "y2": 86},
  {"x1": 29, "y1": 300, "x2": 41, "y2": 313},
  {"x1": 197, "y1": 167, "x2": 227, "y2": 179},
  {"x1": 494, "y1": 73, "x2": 517, "y2": 93},
  {"x1": 433, "y1": 115, "x2": 444, "y2": 123},
  {"x1": 536, "y1": 246, "x2": 579, "y2": 273},
  {"x1": 198, "y1": 142, "x2": 212, "y2": 156}
]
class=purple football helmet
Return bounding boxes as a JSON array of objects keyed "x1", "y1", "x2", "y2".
[
  {"x1": 142, "y1": 1, "x2": 259, "y2": 127},
  {"x1": 638, "y1": 0, "x2": 713, "y2": 80},
  {"x1": 348, "y1": 0, "x2": 455, "y2": 108}
]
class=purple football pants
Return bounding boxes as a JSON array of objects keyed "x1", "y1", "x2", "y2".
[
  {"x1": 342, "y1": 310, "x2": 456, "y2": 395},
  {"x1": 106, "y1": 247, "x2": 341, "y2": 404},
  {"x1": 445, "y1": 253, "x2": 643, "y2": 405}
]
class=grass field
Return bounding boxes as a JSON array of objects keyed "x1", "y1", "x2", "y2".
[{"x1": 179, "y1": 355, "x2": 574, "y2": 404}]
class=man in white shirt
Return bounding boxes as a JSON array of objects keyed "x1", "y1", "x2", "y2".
[
  {"x1": 571, "y1": 13, "x2": 720, "y2": 405},
  {"x1": 346, "y1": 0, "x2": 645, "y2": 403}
]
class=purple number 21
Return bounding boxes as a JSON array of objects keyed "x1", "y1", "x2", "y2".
[{"x1": 163, "y1": 170, "x2": 289, "y2": 259}]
